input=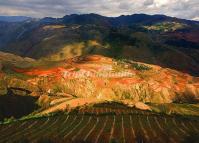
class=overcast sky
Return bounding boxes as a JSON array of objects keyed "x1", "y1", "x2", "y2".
[{"x1": 0, "y1": 0, "x2": 198, "y2": 20}]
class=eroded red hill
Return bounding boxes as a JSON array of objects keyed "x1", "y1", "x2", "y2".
[{"x1": 11, "y1": 55, "x2": 199, "y2": 104}]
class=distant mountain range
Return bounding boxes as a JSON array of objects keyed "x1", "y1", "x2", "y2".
[
  {"x1": 39, "y1": 13, "x2": 199, "y2": 26},
  {"x1": 0, "y1": 16, "x2": 32, "y2": 22},
  {"x1": 0, "y1": 13, "x2": 199, "y2": 75}
]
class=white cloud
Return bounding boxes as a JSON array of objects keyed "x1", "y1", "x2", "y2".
[
  {"x1": 192, "y1": 17, "x2": 199, "y2": 21},
  {"x1": 153, "y1": 0, "x2": 170, "y2": 7}
]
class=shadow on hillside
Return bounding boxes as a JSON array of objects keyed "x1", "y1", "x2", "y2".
[
  {"x1": 182, "y1": 132, "x2": 199, "y2": 143},
  {"x1": 0, "y1": 89, "x2": 39, "y2": 121}
]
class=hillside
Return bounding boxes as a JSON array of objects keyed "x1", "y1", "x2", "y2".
[
  {"x1": 13, "y1": 55, "x2": 199, "y2": 104},
  {"x1": 0, "y1": 14, "x2": 198, "y2": 76},
  {"x1": 0, "y1": 103, "x2": 199, "y2": 143},
  {"x1": 0, "y1": 53, "x2": 199, "y2": 116}
]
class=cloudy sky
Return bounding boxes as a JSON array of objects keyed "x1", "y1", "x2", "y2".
[{"x1": 0, "y1": 0, "x2": 198, "y2": 20}]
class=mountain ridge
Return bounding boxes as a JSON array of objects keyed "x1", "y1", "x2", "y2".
[
  {"x1": 0, "y1": 16, "x2": 32, "y2": 22},
  {"x1": 0, "y1": 13, "x2": 199, "y2": 76},
  {"x1": 43, "y1": 13, "x2": 199, "y2": 26}
]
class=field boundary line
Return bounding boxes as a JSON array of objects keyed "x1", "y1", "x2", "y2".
[
  {"x1": 0, "y1": 124, "x2": 13, "y2": 133},
  {"x1": 24, "y1": 118, "x2": 50, "y2": 136},
  {"x1": 2, "y1": 119, "x2": 39, "y2": 142},
  {"x1": 58, "y1": 115, "x2": 77, "y2": 136},
  {"x1": 121, "y1": 115, "x2": 125, "y2": 143},
  {"x1": 188, "y1": 121, "x2": 199, "y2": 132},
  {"x1": 94, "y1": 116, "x2": 108, "y2": 143},
  {"x1": 109, "y1": 115, "x2": 115, "y2": 142},
  {"x1": 64, "y1": 115, "x2": 84, "y2": 139},
  {"x1": 72, "y1": 116, "x2": 92, "y2": 141},
  {"x1": 83, "y1": 117, "x2": 99, "y2": 141},
  {"x1": 158, "y1": 117, "x2": 176, "y2": 142},
  {"x1": 172, "y1": 118, "x2": 186, "y2": 135},
  {"x1": 146, "y1": 116, "x2": 157, "y2": 138},
  {"x1": 180, "y1": 121, "x2": 189, "y2": 132},
  {"x1": 0, "y1": 120, "x2": 28, "y2": 139},
  {"x1": 130, "y1": 115, "x2": 135, "y2": 140},
  {"x1": 138, "y1": 115, "x2": 150, "y2": 141},
  {"x1": 31, "y1": 117, "x2": 60, "y2": 142}
]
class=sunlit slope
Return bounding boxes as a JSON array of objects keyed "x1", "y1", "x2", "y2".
[{"x1": 9, "y1": 54, "x2": 199, "y2": 104}]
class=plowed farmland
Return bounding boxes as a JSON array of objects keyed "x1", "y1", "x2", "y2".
[{"x1": 0, "y1": 103, "x2": 199, "y2": 143}]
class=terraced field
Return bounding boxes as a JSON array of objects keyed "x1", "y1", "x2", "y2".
[{"x1": 0, "y1": 103, "x2": 199, "y2": 143}]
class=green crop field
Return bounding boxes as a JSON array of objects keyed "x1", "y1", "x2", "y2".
[{"x1": 0, "y1": 103, "x2": 199, "y2": 143}]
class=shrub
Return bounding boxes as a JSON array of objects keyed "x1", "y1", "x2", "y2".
[
  {"x1": 121, "y1": 91, "x2": 132, "y2": 100},
  {"x1": 131, "y1": 63, "x2": 151, "y2": 71},
  {"x1": 3, "y1": 116, "x2": 16, "y2": 124},
  {"x1": 37, "y1": 95, "x2": 51, "y2": 108}
]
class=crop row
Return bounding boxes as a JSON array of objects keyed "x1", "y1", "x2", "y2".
[{"x1": 0, "y1": 111, "x2": 198, "y2": 143}]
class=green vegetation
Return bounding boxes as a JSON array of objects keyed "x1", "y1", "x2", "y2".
[
  {"x1": 114, "y1": 58, "x2": 152, "y2": 71},
  {"x1": 2, "y1": 116, "x2": 15, "y2": 124},
  {"x1": 121, "y1": 91, "x2": 132, "y2": 100},
  {"x1": 131, "y1": 63, "x2": 152, "y2": 71},
  {"x1": 149, "y1": 103, "x2": 199, "y2": 117},
  {"x1": 4, "y1": 69, "x2": 33, "y2": 80},
  {"x1": 144, "y1": 22, "x2": 187, "y2": 32},
  {"x1": 2, "y1": 64, "x2": 34, "y2": 80}
]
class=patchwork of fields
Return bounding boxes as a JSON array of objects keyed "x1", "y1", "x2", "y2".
[{"x1": 0, "y1": 103, "x2": 198, "y2": 143}]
